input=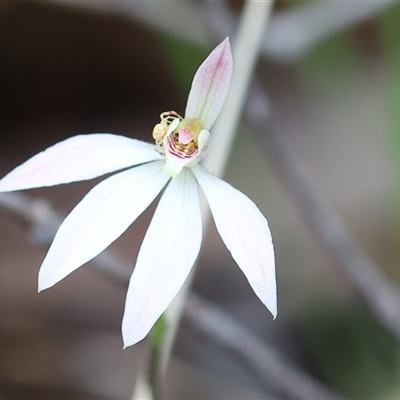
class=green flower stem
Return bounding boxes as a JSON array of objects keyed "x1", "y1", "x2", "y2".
[{"x1": 148, "y1": 316, "x2": 167, "y2": 399}]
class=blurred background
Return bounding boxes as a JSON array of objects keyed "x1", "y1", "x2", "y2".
[{"x1": 1, "y1": 1, "x2": 400, "y2": 398}]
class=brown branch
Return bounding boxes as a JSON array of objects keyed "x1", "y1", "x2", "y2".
[
  {"x1": 0, "y1": 192, "x2": 131, "y2": 285},
  {"x1": 185, "y1": 293, "x2": 341, "y2": 400}
]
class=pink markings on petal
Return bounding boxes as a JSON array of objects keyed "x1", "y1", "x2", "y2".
[
  {"x1": 185, "y1": 37, "x2": 233, "y2": 130},
  {"x1": 178, "y1": 128, "x2": 194, "y2": 145}
]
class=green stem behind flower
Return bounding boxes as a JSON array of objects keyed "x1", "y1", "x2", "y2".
[
  {"x1": 204, "y1": 0, "x2": 274, "y2": 177},
  {"x1": 148, "y1": 315, "x2": 167, "y2": 399}
]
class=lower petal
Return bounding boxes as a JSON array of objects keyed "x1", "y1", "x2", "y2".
[
  {"x1": 192, "y1": 164, "x2": 277, "y2": 318},
  {"x1": 38, "y1": 161, "x2": 168, "y2": 291},
  {"x1": 162, "y1": 153, "x2": 191, "y2": 178},
  {"x1": 122, "y1": 168, "x2": 202, "y2": 347}
]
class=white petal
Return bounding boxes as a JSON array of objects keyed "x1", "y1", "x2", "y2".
[
  {"x1": 122, "y1": 168, "x2": 202, "y2": 347},
  {"x1": 184, "y1": 38, "x2": 233, "y2": 130},
  {"x1": 192, "y1": 165, "x2": 276, "y2": 318},
  {"x1": 0, "y1": 134, "x2": 163, "y2": 192},
  {"x1": 38, "y1": 161, "x2": 168, "y2": 291},
  {"x1": 195, "y1": 129, "x2": 211, "y2": 157},
  {"x1": 162, "y1": 154, "x2": 191, "y2": 178},
  {"x1": 166, "y1": 117, "x2": 180, "y2": 135}
]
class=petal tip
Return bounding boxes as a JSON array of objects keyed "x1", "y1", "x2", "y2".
[
  {"x1": 38, "y1": 267, "x2": 57, "y2": 292},
  {"x1": 122, "y1": 342, "x2": 129, "y2": 350},
  {"x1": 185, "y1": 37, "x2": 233, "y2": 129},
  {"x1": 221, "y1": 36, "x2": 231, "y2": 50},
  {"x1": 122, "y1": 327, "x2": 147, "y2": 349},
  {"x1": 37, "y1": 278, "x2": 51, "y2": 293},
  {"x1": 264, "y1": 292, "x2": 278, "y2": 320}
]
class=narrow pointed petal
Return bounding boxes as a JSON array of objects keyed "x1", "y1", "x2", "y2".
[
  {"x1": 38, "y1": 161, "x2": 168, "y2": 291},
  {"x1": 0, "y1": 134, "x2": 163, "y2": 192},
  {"x1": 122, "y1": 169, "x2": 202, "y2": 347},
  {"x1": 192, "y1": 165, "x2": 276, "y2": 318},
  {"x1": 185, "y1": 38, "x2": 233, "y2": 130}
]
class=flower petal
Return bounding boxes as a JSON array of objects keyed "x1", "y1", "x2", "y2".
[
  {"x1": 0, "y1": 134, "x2": 163, "y2": 192},
  {"x1": 192, "y1": 165, "x2": 276, "y2": 318},
  {"x1": 122, "y1": 168, "x2": 202, "y2": 347},
  {"x1": 162, "y1": 154, "x2": 191, "y2": 178},
  {"x1": 184, "y1": 38, "x2": 233, "y2": 130},
  {"x1": 38, "y1": 161, "x2": 168, "y2": 291}
]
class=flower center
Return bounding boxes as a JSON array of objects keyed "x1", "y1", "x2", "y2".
[
  {"x1": 153, "y1": 110, "x2": 210, "y2": 178},
  {"x1": 153, "y1": 111, "x2": 204, "y2": 158},
  {"x1": 166, "y1": 118, "x2": 203, "y2": 159}
]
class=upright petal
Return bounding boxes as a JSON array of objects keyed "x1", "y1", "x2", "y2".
[
  {"x1": 38, "y1": 161, "x2": 168, "y2": 291},
  {"x1": 0, "y1": 134, "x2": 162, "y2": 192},
  {"x1": 192, "y1": 165, "x2": 276, "y2": 318},
  {"x1": 122, "y1": 168, "x2": 202, "y2": 347},
  {"x1": 185, "y1": 38, "x2": 233, "y2": 130}
]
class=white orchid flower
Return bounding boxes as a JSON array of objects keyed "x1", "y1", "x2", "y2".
[{"x1": 0, "y1": 38, "x2": 276, "y2": 348}]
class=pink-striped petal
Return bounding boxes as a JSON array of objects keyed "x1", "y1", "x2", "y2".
[
  {"x1": 192, "y1": 164, "x2": 276, "y2": 318},
  {"x1": 122, "y1": 168, "x2": 202, "y2": 347},
  {"x1": 0, "y1": 134, "x2": 162, "y2": 192},
  {"x1": 184, "y1": 38, "x2": 233, "y2": 130},
  {"x1": 38, "y1": 161, "x2": 168, "y2": 291}
]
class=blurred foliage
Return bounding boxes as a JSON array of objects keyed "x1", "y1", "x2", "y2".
[
  {"x1": 284, "y1": 7, "x2": 400, "y2": 399},
  {"x1": 299, "y1": 305, "x2": 400, "y2": 399},
  {"x1": 298, "y1": 26, "x2": 361, "y2": 91},
  {"x1": 149, "y1": 315, "x2": 168, "y2": 349},
  {"x1": 0, "y1": 1, "x2": 176, "y2": 127},
  {"x1": 158, "y1": 34, "x2": 208, "y2": 99},
  {"x1": 381, "y1": 4, "x2": 400, "y2": 229}
]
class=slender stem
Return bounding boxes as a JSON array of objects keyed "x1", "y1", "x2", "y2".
[
  {"x1": 204, "y1": 0, "x2": 274, "y2": 177},
  {"x1": 148, "y1": 345, "x2": 161, "y2": 400},
  {"x1": 131, "y1": 368, "x2": 153, "y2": 400}
]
